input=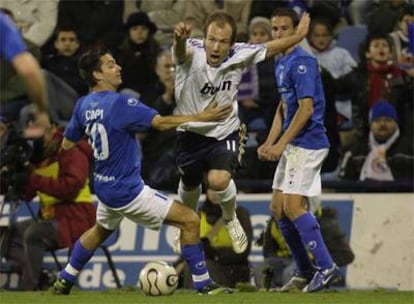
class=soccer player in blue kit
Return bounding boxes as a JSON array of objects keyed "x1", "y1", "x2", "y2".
[
  {"x1": 257, "y1": 8, "x2": 341, "y2": 293},
  {"x1": 53, "y1": 46, "x2": 234, "y2": 295}
]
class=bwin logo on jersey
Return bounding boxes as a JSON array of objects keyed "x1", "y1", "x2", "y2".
[{"x1": 200, "y1": 81, "x2": 232, "y2": 95}]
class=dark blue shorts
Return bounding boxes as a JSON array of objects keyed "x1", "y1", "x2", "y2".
[{"x1": 176, "y1": 130, "x2": 244, "y2": 187}]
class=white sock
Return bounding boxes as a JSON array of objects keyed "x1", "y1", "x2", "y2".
[
  {"x1": 178, "y1": 180, "x2": 201, "y2": 211},
  {"x1": 220, "y1": 197, "x2": 237, "y2": 221}
]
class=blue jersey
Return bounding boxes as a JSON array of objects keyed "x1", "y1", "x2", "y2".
[
  {"x1": 64, "y1": 91, "x2": 158, "y2": 207},
  {"x1": 0, "y1": 12, "x2": 27, "y2": 62},
  {"x1": 275, "y1": 46, "x2": 329, "y2": 149}
]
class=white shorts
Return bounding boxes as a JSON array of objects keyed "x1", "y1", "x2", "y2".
[
  {"x1": 272, "y1": 144, "x2": 328, "y2": 197},
  {"x1": 96, "y1": 186, "x2": 174, "y2": 231}
]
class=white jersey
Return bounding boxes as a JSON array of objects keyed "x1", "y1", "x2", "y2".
[{"x1": 174, "y1": 38, "x2": 267, "y2": 140}]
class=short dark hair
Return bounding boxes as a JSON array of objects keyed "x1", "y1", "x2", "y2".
[
  {"x1": 310, "y1": 18, "x2": 334, "y2": 36},
  {"x1": 54, "y1": 27, "x2": 79, "y2": 40},
  {"x1": 204, "y1": 11, "x2": 237, "y2": 44},
  {"x1": 78, "y1": 45, "x2": 110, "y2": 87},
  {"x1": 271, "y1": 8, "x2": 299, "y2": 28},
  {"x1": 364, "y1": 34, "x2": 393, "y2": 53}
]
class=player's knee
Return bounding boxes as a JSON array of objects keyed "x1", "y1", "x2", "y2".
[
  {"x1": 207, "y1": 170, "x2": 231, "y2": 191},
  {"x1": 213, "y1": 179, "x2": 237, "y2": 203},
  {"x1": 283, "y1": 204, "x2": 301, "y2": 220}
]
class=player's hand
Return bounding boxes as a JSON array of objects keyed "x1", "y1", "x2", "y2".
[
  {"x1": 257, "y1": 142, "x2": 272, "y2": 161},
  {"x1": 266, "y1": 142, "x2": 286, "y2": 162},
  {"x1": 174, "y1": 22, "x2": 191, "y2": 42},
  {"x1": 295, "y1": 12, "x2": 310, "y2": 39},
  {"x1": 199, "y1": 100, "x2": 232, "y2": 122}
]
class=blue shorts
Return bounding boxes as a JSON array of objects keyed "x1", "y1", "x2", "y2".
[{"x1": 176, "y1": 131, "x2": 243, "y2": 186}]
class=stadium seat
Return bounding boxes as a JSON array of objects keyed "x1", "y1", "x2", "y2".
[{"x1": 336, "y1": 25, "x2": 368, "y2": 64}]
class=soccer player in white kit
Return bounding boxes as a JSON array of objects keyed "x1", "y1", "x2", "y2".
[{"x1": 172, "y1": 11, "x2": 310, "y2": 254}]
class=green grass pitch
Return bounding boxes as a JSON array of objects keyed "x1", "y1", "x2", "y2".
[{"x1": 0, "y1": 288, "x2": 413, "y2": 304}]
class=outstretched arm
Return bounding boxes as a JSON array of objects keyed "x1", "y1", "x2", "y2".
[
  {"x1": 173, "y1": 22, "x2": 191, "y2": 65},
  {"x1": 151, "y1": 101, "x2": 232, "y2": 131},
  {"x1": 264, "y1": 13, "x2": 310, "y2": 59}
]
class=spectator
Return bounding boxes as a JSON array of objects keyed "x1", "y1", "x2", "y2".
[
  {"x1": 42, "y1": 27, "x2": 88, "y2": 96},
  {"x1": 0, "y1": 10, "x2": 48, "y2": 122},
  {"x1": 0, "y1": 111, "x2": 95, "y2": 291},
  {"x1": 388, "y1": 8, "x2": 414, "y2": 70},
  {"x1": 115, "y1": 11, "x2": 161, "y2": 106},
  {"x1": 353, "y1": 34, "x2": 412, "y2": 142},
  {"x1": 339, "y1": 101, "x2": 414, "y2": 181},
  {"x1": 179, "y1": 189, "x2": 253, "y2": 288}
]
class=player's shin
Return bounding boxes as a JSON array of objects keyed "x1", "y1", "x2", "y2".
[
  {"x1": 178, "y1": 179, "x2": 201, "y2": 210},
  {"x1": 60, "y1": 239, "x2": 95, "y2": 283},
  {"x1": 181, "y1": 243, "x2": 212, "y2": 290},
  {"x1": 216, "y1": 179, "x2": 237, "y2": 220}
]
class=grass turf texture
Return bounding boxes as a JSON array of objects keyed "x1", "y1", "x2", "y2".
[{"x1": 0, "y1": 288, "x2": 413, "y2": 304}]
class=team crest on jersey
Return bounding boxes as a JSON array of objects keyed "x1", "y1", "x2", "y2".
[
  {"x1": 127, "y1": 98, "x2": 139, "y2": 106},
  {"x1": 298, "y1": 65, "x2": 307, "y2": 74}
]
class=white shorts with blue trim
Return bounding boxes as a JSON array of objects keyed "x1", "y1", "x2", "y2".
[
  {"x1": 272, "y1": 144, "x2": 328, "y2": 197},
  {"x1": 96, "y1": 185, "x2": 174, "y2": 231}
]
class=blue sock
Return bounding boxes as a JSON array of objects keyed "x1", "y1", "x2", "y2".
[
  {"x1": 293, "y1": 212, "x2": 333, "y2": 270},
  {"x1": 278, "y1": 217, "x2": 313, "y2": 274},
  {"x1": 181, "y1": 243, "x2": 212, "y2": 290},
  {"x1": 60, "y1": 239, "x2": 95, "y2": 284}
]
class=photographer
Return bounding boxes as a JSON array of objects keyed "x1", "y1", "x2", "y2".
[{"x1": 0, "y1": 112, "x2": 95, "y2": 290}]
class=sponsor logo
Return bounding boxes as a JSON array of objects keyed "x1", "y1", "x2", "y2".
[{"x1": 200, "y1": 81, "x2": 231, "y2": 95}]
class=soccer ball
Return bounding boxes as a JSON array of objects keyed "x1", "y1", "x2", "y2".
[{"x1": 138, "y1": 261, "x2": 178, "y2": 296}]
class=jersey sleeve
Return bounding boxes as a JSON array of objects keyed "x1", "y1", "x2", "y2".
[
  {"x1": 64, "y1": 97, "x2": 85, "y2": 142},
  {"x1": 232, "y1": 42, "x2": 267, "y2": 67},
  {"x1": 290, "y1": 56, "x2": 319, "y2": 101},
  {"x1": 0, "y1": 13, "x2": 27, "y2": 62},
  {"x1": 112, "y1": 94, "x2": 159, "y2": 131}
]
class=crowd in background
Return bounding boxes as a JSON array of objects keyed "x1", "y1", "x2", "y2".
[{"x1": 1, "y1": 0, "x2": 413, "y2": 193}]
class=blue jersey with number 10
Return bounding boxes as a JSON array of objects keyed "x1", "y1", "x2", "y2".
[{"x1": 64, "y1": 91, "x2": 158, "y2": 208}]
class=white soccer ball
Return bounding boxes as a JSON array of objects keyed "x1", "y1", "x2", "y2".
[{"x1": 139, "y1": 261, "x2": 178, "y2": 296}]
